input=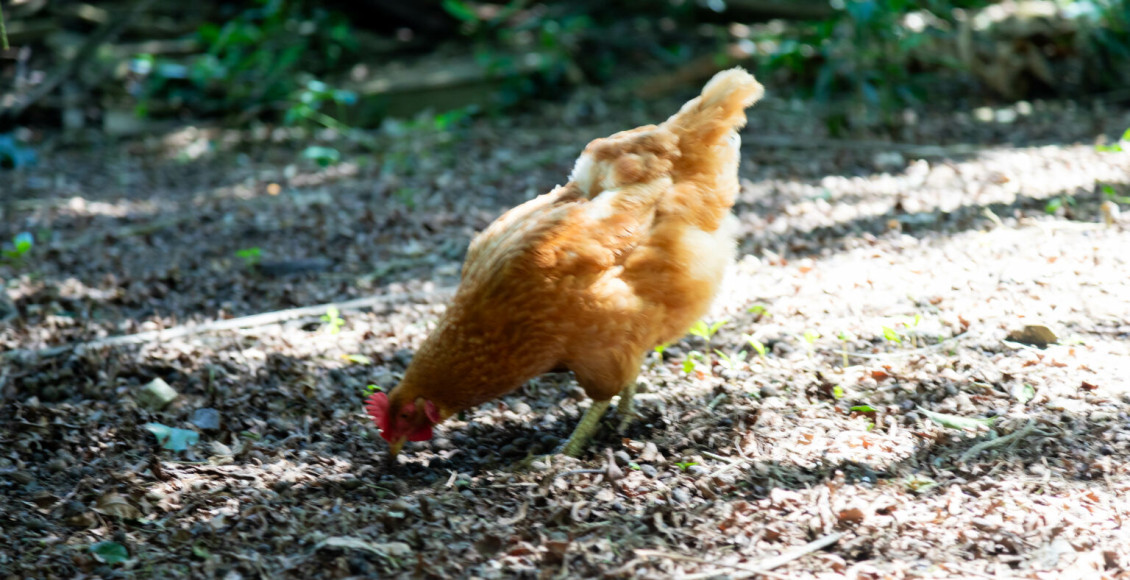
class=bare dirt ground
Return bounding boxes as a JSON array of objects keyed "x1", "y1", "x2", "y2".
[{"x1": 2, "y1": 92, "x2": 1130, "y2": 579}]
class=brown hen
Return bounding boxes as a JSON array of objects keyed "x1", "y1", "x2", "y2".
[{"x1": 368, "y1": 68, "x2": 764, "y2": 457}]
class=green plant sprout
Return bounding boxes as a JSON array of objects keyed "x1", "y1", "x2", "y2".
[
  {"x1": 881, "y1": 325, "x2": 902, "y2": 345},
  {"x1": 2, "y1": 232, "x2": 33, "y2": 263},
  {"x1": 688, "y1": 319, "x2": 727, "y2": 345},
  {"x1": 682, "y1": 351, "x2": 704, "y2": 374},
  {"x1": 747, "y1": 304, "x2": 769, "y2": 318},
  {"x1": 365, "y1": 384, "x2": 381, "y2": 393},
  {"x1": 1095, "y1": 128, "x2": 1129, "y2": 152},
  {"x1": 286, "y1": 79, "x2": 356, "y2": 131},
  {"x1": 906, "y1": 314, "x2": 922, "y2": 348},
  {"x1": 653, "y1": 343, "x2": 670, "y2": 358},
  {"x1": 743, "y1": 334, "x2": 768, "y2": 358},
  {"x1": 302, "y1": 146, "x2": 341, "y2": 167},
  {"x1": 1101, "y1": 184, "x2": 1130, "y2": 204},
  {"x1": 1045, "y1": 194, "x2": 1076, "y2": 216},
  {"x1": 801, "y1": 329, "x2": 820, "y2": 357},
  {"x1": 832, "y1": 384, "x2": 845, "y2": 400},
  {"x1": 322, "y1": 306, "x2": 345, "y2": 334},
  {"x1": 714, "y1": 349, "x2": 748, "y2": 372},
  {"x1": 235, "y1": 246, "x2": 261, "y2": 268},
  {"x1": 674, "y1": 461, "x2": 699, "y2": 472}
]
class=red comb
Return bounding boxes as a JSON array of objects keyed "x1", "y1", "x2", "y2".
[{"x1": 365, "y1": 392, "x2": 390, "y2": 434}]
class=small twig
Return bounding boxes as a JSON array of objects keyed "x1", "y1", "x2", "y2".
[
  {"x1": 0, "y1": 2, "x2": 10, "y2": 51},
  {"x1": 635, "y1": 549, "x2": 788, "y2": 579},
  {"x1": 959, "y1": 418, "x2": 1039, "y2": 463},
  {"x1": 848, "y1": 332, "x2": 967, "y2": 360},
  {"x1": 742, "y1": 532, "x2": 845, "y2": 577},
  {"x1": 3, "y1": 288, "x2": 452, "y2": 360},
  {"x1": 554, "y1": 469, "x2": 603, "y2": 480},
  {"x1": 982, "y1": 207, "x2": 1005, "y2": 229},
  {"x1": 712, "y1": 458, "x2": 752, "y2": 479},
  {"x1": 639, "y1": 533, "x2": 845, "y2": 580},
  {"x1": 701, "y1": 451, "x2": 739, "y2": 464},
  {"x1": 497, "y1": 501, "x2": 528, "y2": 526},
  {"x1": 700, "y1": 450, "x2": 753, "y2": 479}
]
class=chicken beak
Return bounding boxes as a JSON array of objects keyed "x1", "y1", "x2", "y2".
[{"x1": 388, "y1": 436, "x2": 407, "y2": 458}]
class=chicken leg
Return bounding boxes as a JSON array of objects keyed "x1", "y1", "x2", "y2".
[
  {"x1": 561, "y1": 399, "x2": 612, "y2": 457},
  {"x1": 560, "y1": 381, "x2": 642, "y2": 457},
  {"x1": 616, "y1": 382, "x2": 639, "y2": 434}
]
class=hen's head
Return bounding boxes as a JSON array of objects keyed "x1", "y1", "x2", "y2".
[{"x1": 365, "y1": 391, "x2": 441, "y2": 456}]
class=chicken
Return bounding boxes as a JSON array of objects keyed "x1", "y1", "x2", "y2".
[{"x1": 367, "y1": 68, "x2": 764, "y2": 457}]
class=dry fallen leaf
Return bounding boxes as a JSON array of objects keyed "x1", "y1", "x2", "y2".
[
  {"x1": 1007, "y1": 324, "x2": 1058, "y2": 348},
  {"x1": 837, "y1": 507, "x2": 866, "y2": 525},
  {"x1": 93, "y1": 492, "x2": 141, "y2": 520}
]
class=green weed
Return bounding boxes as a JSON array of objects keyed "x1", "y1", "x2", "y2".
[
  {"x1": 321, "y1": 306, "x2": 345, "y2": 334},
  {"x1": 235, "y1": 246, "x2": 261, "y2": 268}
]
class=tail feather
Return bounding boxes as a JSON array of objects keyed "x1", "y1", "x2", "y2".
[
  {"x1": 664, "y1": 67, "x2": 763, "y2": 172},
  {"x1": 657, "y1": 67, "x2": 763, "y2": 229},
  {"x1": 567, "y1": 68, "x2": 763, "y2": 230}
]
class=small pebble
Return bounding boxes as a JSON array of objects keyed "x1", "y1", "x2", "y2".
[
  {"x1": 760, "y1": 384, "x2": 780, "y2": 398},
  {"x1": 192, "y1": 408, "x2": 221, "y2": 430},
  {"x1": 640, "y1": 464, "x2": 658, "y2": 478},
  {"x1": 672, "y1": 488, "x2": 691, "y2": 504},
  {"x1": 614, "y1": 451, "x2": 631, "y2": 466}
]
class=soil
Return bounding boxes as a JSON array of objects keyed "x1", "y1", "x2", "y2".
[{"x1": 2, "y1": 90, "x2": 1130, "y2": 579}]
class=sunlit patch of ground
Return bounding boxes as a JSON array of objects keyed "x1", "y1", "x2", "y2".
[{"x1": 2, "y1": 98, "x2": 1129, "y2": 578}]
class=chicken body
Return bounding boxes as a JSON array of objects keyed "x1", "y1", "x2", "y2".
[{"x1": 368, "y1": 68, "x2": 764, "y2": 457}]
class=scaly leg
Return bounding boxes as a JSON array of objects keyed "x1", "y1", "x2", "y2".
[
  {"x1": 616, "y1": 382, "x2": 639, "y2": 434},
  {"x1": 561, "y1": 399, "x2": 612, "y2": 457}
]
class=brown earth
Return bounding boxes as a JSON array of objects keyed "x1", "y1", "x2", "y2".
[{"x1": 2, "y1": 92, "x2": 1130, "y2": 578}]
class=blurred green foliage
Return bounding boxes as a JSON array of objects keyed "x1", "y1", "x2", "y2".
[
  {"x1": 1074, "y1": 0, "x2": 1130, "y2": 88},
  {"x1": 132, "y1": 0, "x2": 356, "y2": 122},
  {"x1": 442, "y1": 0, "x2": 590, "y2": 107},
  {"x1": 758, "y1": 0, "x2": 1130, "y2": 132},
  {"x1": 115, "y1": 0, "x2": 1130, "y2": 135},
  {"x1": 759, "y1": 0, "x2": 988, "y2": 131}
]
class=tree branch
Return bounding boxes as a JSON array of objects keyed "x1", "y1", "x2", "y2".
[{"x1": 3, "y1": 288, "x2": 453, "y2": 360}]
